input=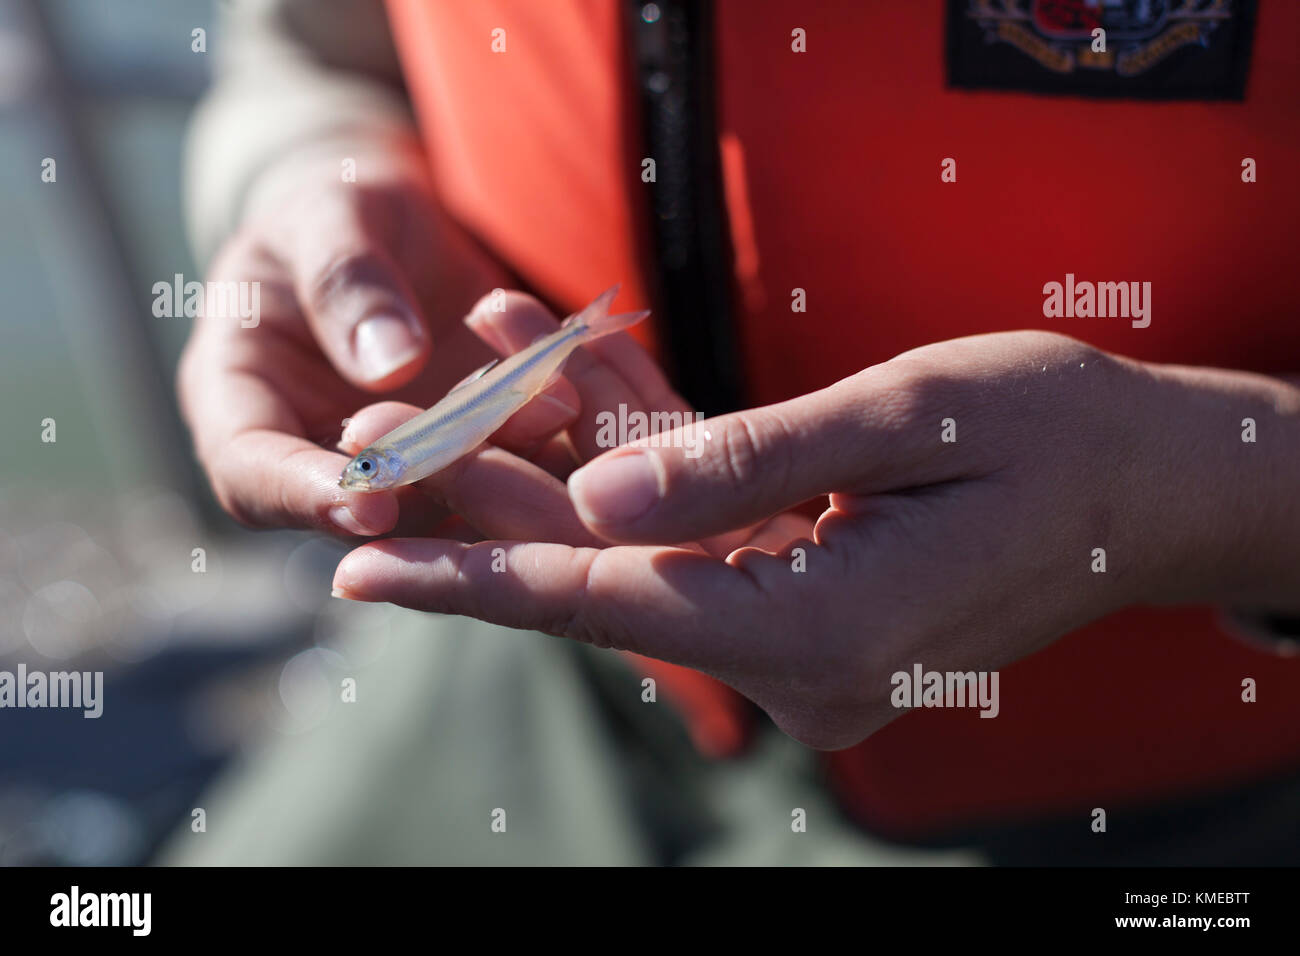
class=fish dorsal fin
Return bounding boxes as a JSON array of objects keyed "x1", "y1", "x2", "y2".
[{"x1": 448, "y1": 357, "x2": 499, "y2": 393}]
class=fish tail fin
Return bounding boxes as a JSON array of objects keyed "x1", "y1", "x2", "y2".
[
  {"x1": 562, "y1": 284, "x2": 650, "y2": 339},
  {"x1": 591, "y1": 308, "x2": 652, "y2": 338}
]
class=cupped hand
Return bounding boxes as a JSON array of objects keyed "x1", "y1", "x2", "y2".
[
  {"x1": 177, "y1": 142, "x2": 583, "y2": 538},
  {"x1": 334, "y1": 331, "x2": 1198, "y2": 748}
]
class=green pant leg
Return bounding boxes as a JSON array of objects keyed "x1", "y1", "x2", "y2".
[
  {"x1": 576, "y1": 644, "x2": 979, "y2": 867},
  {"x1": 160, "y1": 601, "x2": 978, "y2": 866},
  {"x1": 160, "y1": 605, "x2": 653, "y2": 865}
]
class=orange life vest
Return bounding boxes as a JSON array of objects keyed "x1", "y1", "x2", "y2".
[{"x1": 385, "y1": 0, "x2": 1300, "y2": 836}]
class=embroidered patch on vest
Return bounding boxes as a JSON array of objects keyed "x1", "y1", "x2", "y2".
[{"x1": 946, "y1": 0, "x2": 1257, "y2": 99}]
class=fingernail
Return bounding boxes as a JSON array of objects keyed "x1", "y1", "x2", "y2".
[
  {"x1": 354, "y1": 314, "x2": 422, "y2": 381},
  {"x1": 569, "y1": 450, "x2": 663, "y2": 525},
  {"x1": 330, "y1": 587, "x2": 352, "y2": 600},
  {"x1": 339, "y1": 418, "x2": 359, "y2": 451},
  {"x1": 329, "y1": 504, "x2": 380, "y2": 536}
]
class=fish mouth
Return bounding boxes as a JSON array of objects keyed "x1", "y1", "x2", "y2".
[{"x1": 338, "y1": 475, "x2": 371, "y2": 491}]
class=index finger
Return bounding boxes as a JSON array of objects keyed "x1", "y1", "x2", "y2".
[
  {"x1": 466, "y1": 291, "x2": 692, "y2": 461},
  {"x1": 178, "y1": 327, "x2": 402, "y2": 536},
  {"x1": 331, "y1": 537, "x2": 765, "y2": 671}
]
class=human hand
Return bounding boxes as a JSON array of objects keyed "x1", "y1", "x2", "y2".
[
  {"x1": 177, "y1": 140, "x2": 583, "y2": 537},
  {"x1": 332, "y1": 330, "x2": 1300, "y2": 748},
  {"x1": 331, "y1": 287, "x2": 789, "y2": 549}
]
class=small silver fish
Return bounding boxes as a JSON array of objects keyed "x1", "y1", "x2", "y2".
[{"x1": 339, "y1": 285, "x2": 648, "y2": 491}]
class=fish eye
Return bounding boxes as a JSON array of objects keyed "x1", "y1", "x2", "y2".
[{"x1": 357, "y1": 457, "x2": 375, "y2": 474}]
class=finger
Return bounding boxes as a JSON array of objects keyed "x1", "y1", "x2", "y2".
[
  {"x1": 462, "y1": 290, "x2": 583, "y2": 435},
  {"x1": 564, "y1": 331, "x2": 694, "y2": 462},
  {"x1": 467, "y1": 288, "x2": 678, "y2": 410},
  {"x1": 701, "y1": 511, "x2": 814, "y2": 559},
  {"x1": 467, "y1": 290, "x2": 691, "y2": 461},
  {"x1": 566, "y1": 366, "x2": 948, "y2": 543},
  {"x1": 575, "y1": 319, "x2": 690, "y2": 418},
  {"x1": 331, "y1": 538, "x2": 763, "y2": 669},
  {"x1": 211, "y1": 426, "x2": 400, "y2": 536},
  {"x1": 459, "y1": 291, "x2": 595, "y2": 454},
  {"x1": 463, "y1": 288, "x2": 786, "y2": 549},
  {"x1": 529, "y1": 434, "x2": 582, "y2": 480},
  {"x1": 275, "y1": 192, "x2": 430, "y2": 390},
  {"x1": 341, "y1": 401, "x2": 605, "y2": 546},
  {"x1": 174, "y1": 313, "x2": 399, "y2": 535},
  {"x1": 487, "y1": 391, "x2": 581, "y2": 457},
  {"x1": 380, "y1": 486, "x2": 461, "y2": 538},
  {"x1": 428, "y1": 513, "x2": 484, "y2": 544}
]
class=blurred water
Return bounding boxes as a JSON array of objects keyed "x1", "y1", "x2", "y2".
[{"x1": 0, "y1": 0, "x2": 331, "y2": 865}]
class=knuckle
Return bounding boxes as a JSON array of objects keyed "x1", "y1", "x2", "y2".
[
  {"x1": 207, "y1": 230, "x2": 282, "y2": 288},
  {"x1": 556, "y1": 551, "x2": 620, "y2": 650},
  {"x1": 210, "y1": 478, "x2": 257, "y2": 530},
  {"x1": 717, "y1": 414, "x2": 764, "y2": 493},
  {"x1": 207, "y1": 456, "x2": 265, "y2": 530},
  {"x1": 204, "y1": 231, "x2": 255, "y2": 278},
  {"x1": 557, "y1": 552, "x2": 598, "y2": 642},
  {"x1": 302, "y1": 249, "x2": 391, "y2": 316},
  {"x1": 710, "y1": 408, "x2": 799, "y2": 509},
  {"x1": 888, "y1": 360, "x2": 962, "y2": 426}
]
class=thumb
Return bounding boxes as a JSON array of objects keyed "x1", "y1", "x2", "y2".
[
  {"x1": 566, "y1": 397, "x2": 847, "y2": 544},
  {"x1": 567, "y1": 372, "x2": 937, "y2": 544}
]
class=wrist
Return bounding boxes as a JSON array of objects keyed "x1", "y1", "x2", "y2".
[{"x1": 1127, "y1": 359, "x2": 1300, "y2": 611}]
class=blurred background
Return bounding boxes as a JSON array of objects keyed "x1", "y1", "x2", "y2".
[
  {"x1": 11, "y1": 0, "x2": 1284, "y2": 870},
  {"x1": 0, "y1": 0, "x2": 376, "y2": 865}
]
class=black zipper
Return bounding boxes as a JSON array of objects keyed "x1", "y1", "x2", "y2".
[{"x1": 623, "y1": 0, "x2": 747, "y2": 416}]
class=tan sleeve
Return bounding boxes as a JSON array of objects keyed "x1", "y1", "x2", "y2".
[{"x1": 184, "y1": 0, "x2": 415, "y2": 265}]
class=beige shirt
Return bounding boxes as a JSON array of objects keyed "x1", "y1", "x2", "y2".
[{"x1": 185, "y1": 0, "x2": 413, "y2": 265}]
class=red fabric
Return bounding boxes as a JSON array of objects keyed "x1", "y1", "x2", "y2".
[
  {"x1": 385, "y1": 0, "x2": 1300, "y2": 834},
  {"x1": 826, "y1": 608, "x2": 1300, "y2": 837},
  {"x1": 383, "y1": 0, "x2": 654, "y2": 324}
]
